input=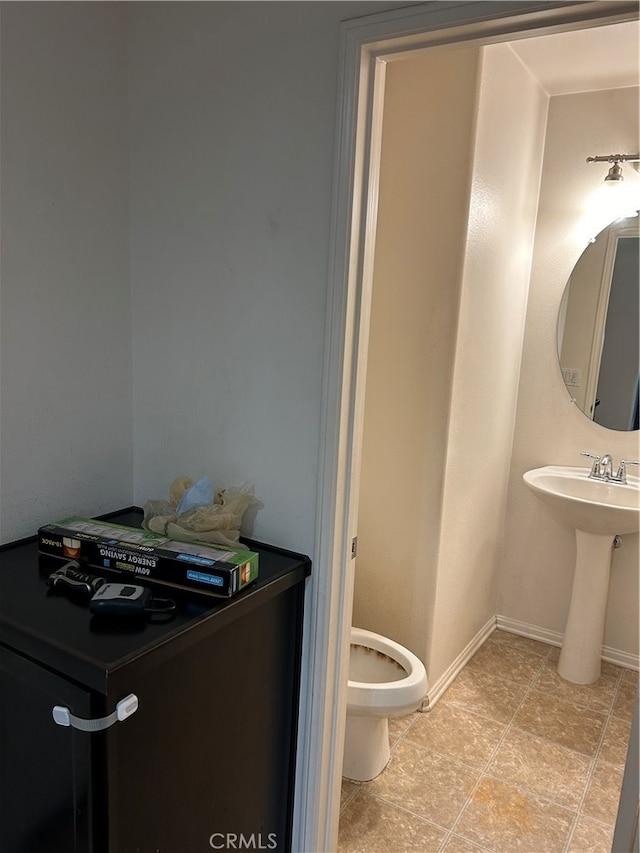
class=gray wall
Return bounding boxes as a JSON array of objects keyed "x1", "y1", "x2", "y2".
[
  {"x1": 1, "y1": 2, "x2": 132, "y2": 540},
  {"x1": 0, "y1": 0, "x2": 390, "y2": 547},
  {"x1": 127, "y1": 1, "x2": 386, "y2": 550}
]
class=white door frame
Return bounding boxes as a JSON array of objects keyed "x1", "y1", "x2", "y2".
[
  {"x1": 585, "y1": 218, "x2": 640, "y2": 420},
  {"x1": 295, "y1": 2, "x2": 639, "y2": 851}
]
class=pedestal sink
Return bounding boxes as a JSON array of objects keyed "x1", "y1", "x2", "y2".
[{"x1": 523, "y1": 466, "x2": 639, "y2": 684}]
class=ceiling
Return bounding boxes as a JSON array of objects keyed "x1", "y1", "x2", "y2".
[{"x1": 509, "y1": 21, "x2": 640, "y2": 95}]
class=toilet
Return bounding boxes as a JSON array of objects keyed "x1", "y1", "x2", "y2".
[{"x1": 342, "y1": 627, "x2": 428, "y2": 782}]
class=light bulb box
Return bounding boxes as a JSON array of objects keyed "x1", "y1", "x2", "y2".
[{"x1": 38, "y1": 516, "x2": 259, "y2": 598}]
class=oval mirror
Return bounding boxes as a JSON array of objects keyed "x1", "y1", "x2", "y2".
[{"x1": 558, "y1": 218, "x2": 639, "y2": 431}]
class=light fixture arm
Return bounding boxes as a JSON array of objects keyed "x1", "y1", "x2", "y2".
[
  {"x1": 587, "y1": 154, "x2": 640, "y2": 163},
  {"x1": 586, "y1": 154, "x2": 640, "y2": 164}
]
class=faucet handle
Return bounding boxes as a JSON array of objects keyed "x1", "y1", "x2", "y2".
[
  {"x1": 581, "y1": 452, "x2": 601, "y2": 477},
  {"x1": 616, "y1": 460, "x2": 640, "y2": 483}
]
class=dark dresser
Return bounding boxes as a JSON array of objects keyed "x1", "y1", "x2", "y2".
[{"x1": 0, "y1": 508, "x2": 310, "y2": 853}]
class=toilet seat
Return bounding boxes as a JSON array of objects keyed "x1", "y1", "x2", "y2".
[{"x1": 347, "y1": 627, "x2": 428, "y2": 717}]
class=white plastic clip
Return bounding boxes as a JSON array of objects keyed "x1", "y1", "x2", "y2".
[
  {"x1": 52, "y1": 693, "x2": 138, "y2": 731},
  {"x1": 52, "y1": 705, "x2": 71, "y2": 727},
  {"x1": 116, "y1": 693, "x2": 138, "y2": 721}
]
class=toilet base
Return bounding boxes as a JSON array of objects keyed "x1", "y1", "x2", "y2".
[{"x1": 342, "y1": 714, "x2": 390, "y2": 782}]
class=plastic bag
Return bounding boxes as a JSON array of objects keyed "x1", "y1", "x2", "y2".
[
  {"x1": 143, "y1": 476, "x2": 258, "y2": 549},
  {"x1": 175, "y1": 476, "x2": 215, "y2": 516}
]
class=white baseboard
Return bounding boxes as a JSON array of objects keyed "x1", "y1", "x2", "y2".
[
  {"x1": 422, "y1": 616, "x2": 497, "y2": 711},
  {"x1": 496, "y1": 615, "x2": 563, "y2": 648},
  {"x1": 421, "y1": 614, "x2": 639, "y2": 713},
  {"x1": 496, "y1": 615, "x2": 639, "y2": 672}
]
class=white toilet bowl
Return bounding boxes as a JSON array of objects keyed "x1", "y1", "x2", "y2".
[{"x1": 342, "y1": 627, "x2": 428, "y2": 782}]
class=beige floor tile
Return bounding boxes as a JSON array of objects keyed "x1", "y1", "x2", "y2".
[
  {"x1": 598, "y1": 714, "x2": 633, "y2": 766},
  {"x1": 364, "y1": 739, "x2": 479, "y2": 828},
  {"x1": 567, "y1": 815, "x2": 615, "y2": 853},
  {"x1": 454, "y1": 777, "x2": 575, "y2": 853},
  {"x1": 513, "y1": 690, "x2": 606, "y2": 756},
  {"x1": 405, "y1": 702, "x2": 506, "y2": 769},
  {"x1": 341, "y1": 779, "x2": 360, "y2": 812},
  {"x1": 337, "y1": 640, "x2": 631, "y2": 852},
  {"x1": 337, "y1": 791, "x2": 447, "y2": 853},
  {"x1": 547, "y1": 645, "x2": 560, "y2": 661},
  {"x1": 612, "y1": 681, "x2": 638, "y2": 722},
  {"x1": 486, "y1": 728, "x2": 591, "y2": 809},
  {"x1": 466, "y1": 642, "x2": 546, "y2": 686},
  {"x1": 600, "y1": 661, "x2": 624, "y2": 679},
  {"x1": 533, "y1": 663, "x2": 617, "y2": 714},
  {"x1": 442, "y1": 833, "x2": 492, "y2": 852},
  {"x1": 599, "y1": 660, "x2": 624, "y2": 679},
  {"x1": 581, "y1": 760, "x2": 625, "y2": 825},
  {"x1": 389, "y1": 711, "x2": 418, "y2": 739},
  {"x1": 620, "y1": 667, "x2": 639, "y2": 686},
  {"x1": 442, "y1": 667, "x2": 528, "y2": 724},
  {"x1": 486, "y1": 630, "x2": 554, "y2": 658}
]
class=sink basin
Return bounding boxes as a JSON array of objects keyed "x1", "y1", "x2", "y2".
[
  {"x1": 523, "y1": 464, "x2": 639, "y2": 685},
  {"x1": 523, "y1": 465, "x2": 640, "y2": 536}
]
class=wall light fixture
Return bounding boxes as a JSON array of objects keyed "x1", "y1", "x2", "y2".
[{"x1": 587, "y1": 153, "x2": 640, "y2": 221}]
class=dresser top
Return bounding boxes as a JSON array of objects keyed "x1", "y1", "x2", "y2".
[{"x1": 0, "y1": 508, "x2": 310, "y2": 694}]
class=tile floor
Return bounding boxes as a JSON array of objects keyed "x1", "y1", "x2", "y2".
[{"x1": 338, "y1": 629, "x2": 638, "y2": 853}]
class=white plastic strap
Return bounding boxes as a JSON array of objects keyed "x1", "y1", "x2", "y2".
[{"x1": 52, "y1": 693, "x2": 138, "y2": 731}]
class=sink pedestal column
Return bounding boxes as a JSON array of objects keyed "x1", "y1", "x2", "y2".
[{"x1": 557, "y1": 530, "x2": 615, "y2": 685}]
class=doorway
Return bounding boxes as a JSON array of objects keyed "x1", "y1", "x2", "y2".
[{"x1": 301, "y1": 2, "x2": 640, "y2": 851}]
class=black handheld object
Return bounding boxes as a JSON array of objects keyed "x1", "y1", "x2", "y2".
[
  {"x1": 89, "y1": 583, "x2": 176, "y2": 619},
  {"x1": 48, "y1": 561, "x2": 106, "y2": 597}
]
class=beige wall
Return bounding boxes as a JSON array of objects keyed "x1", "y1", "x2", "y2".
[
  {"x1": 429, "y1": 44, "x2": 548, "y2": 683},
  {"x1": 353, "y1": 47, "x2": 480, "y2": 664},
  {"x1": 354, "y1": 43, "x2": 549, "y2": 687},
  {"x1": 499, "y1": 86, "x2": 640, "y2": 659}
]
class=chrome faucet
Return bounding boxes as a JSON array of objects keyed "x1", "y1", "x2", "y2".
[
  {"x1": 600, "y1": 453, "x2": 614, "y2": 479},
  {"x1": 581, "y1": 452, "x2": 640, "y2": 484}
]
